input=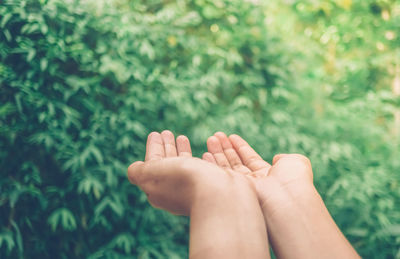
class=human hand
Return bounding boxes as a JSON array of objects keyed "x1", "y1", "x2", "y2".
[
  {"x1": 127, "y1": 131, "x2": 271, "y2": 259},
  {"x1": 127, "y1": 130, "x2": 249, "y2": 216},
  {"x1": 203, "y1": 132, "x2": 360, "y2": 259},
  {"x1": 203, "y1": 132, "x2": 314, "y2": 206}
]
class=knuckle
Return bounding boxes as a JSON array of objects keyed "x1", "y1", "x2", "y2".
[{"x1": 245, "y1": 155, "x2": 261, "y2": 165}]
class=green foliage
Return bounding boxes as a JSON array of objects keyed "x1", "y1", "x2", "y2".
[
  {"x1": 48, "y1": 208, "x2": 77, "y2": 232},
  {"x1": 1, "y1": 0, "x2": 399, "y2": 258},
  {"x1": 0, "y1": 0, "x2": 280, "y2": 257}
]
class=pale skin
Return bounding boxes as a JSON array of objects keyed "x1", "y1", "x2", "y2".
[
  {"x1": 127, "y1": 131, "x2": 270, "y2": 259},
  {"x1": 203, "y1": 132, "x2": 360, "y2": 259}
]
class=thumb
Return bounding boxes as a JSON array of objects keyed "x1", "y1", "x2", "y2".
[
  {"x1": 272, "y1": 154, "x2": 289, "y2": 165},
  {"x1": 127, "y1": 161, "x2": 145, "y2": 185}
]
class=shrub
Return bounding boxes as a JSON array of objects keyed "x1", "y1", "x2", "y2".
[{"x1": 1, "y1": 0, "x2": 399, "y2": 258}]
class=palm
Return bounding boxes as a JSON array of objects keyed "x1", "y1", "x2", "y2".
[
  {"x1": 128, "y1": 130, "x2": 195, "y2": 215},
  {"x1": 202, "y1": 133, "x2": 272, "y2": 187},
  {"x1": 203, "y1": 132, "x2": 314, "y2": 198}
]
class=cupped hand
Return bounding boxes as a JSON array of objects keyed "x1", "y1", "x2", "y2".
[
  {"x1": 127, "y1": 130, "x2": 240, "y2": 216},
  {"x1": 203, "y1": 132, "x2": 314, "y2": 205},
  {"x1": 203, "y1": 132, "x2": 361, "y2": 259}
]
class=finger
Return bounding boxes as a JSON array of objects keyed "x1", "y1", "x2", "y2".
[
  {"x1": 127, "y1": 161, "x2": 145, "y2": 185},
  {"x1": 270, "y1": 154, "x2": 313, "y2": 181},
  {"x1": 161, "y1": 130, "x2": 177, "y2": 157},
  {"x1": 206, "y1": 136, "x2": 231, "y2": 169},
  {"x1": 272, "y1": 154, "x2": 288, "y2": 165},
  {"x1": 127, "y1": 159, "x2": 171, "y2": 193},
  {"x1": 214, "y1": 132, "x2": 251, "y2": 173},
  {"x1": 176, "y1": 135, "x2": 192, "y2": 157},
  {"x1": 273, "y1": 154, "x2": 311, "y2": 167},
  {"x1": 145, "y1": 132, "x2": 165, "y2": 161},
  {"x1": 228, "y1": 134, "x2": 271, "y2": 171},
  {"x1": 202, "y1": 152, "x2": 217, "y2": 164}
]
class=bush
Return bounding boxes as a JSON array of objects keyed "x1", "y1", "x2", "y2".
[
  {"x1": 1, "y1": 0, "x2": 399, "y2": 258},
  {"x1": 0, "y1": 0, "x2": 282, "y2": 257}
]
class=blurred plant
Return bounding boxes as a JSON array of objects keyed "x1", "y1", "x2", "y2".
[
  {"x1": 1, "y1": 0, "x2": 399, "y2": 258},
  {"x1": 0, "y1": 0, "x2": 282, "y2": 257}
]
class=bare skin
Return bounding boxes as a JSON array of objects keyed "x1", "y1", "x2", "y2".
[
  {"x1": 127, "y1": 130, "x2": 270, "y2": 259},
  {"x1": 203, "y1": 132, "x2": 360, "y2": 259}
]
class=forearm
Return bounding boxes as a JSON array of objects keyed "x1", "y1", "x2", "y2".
[
  {"x1": 189, "y1": 183, "x2": 270, "y2": 259},
  {"x1": 261, "y1": 179, "x2": 359, "y2": 259}
]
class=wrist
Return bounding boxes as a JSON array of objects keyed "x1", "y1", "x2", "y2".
[
  {"x1": 258, "y1": 176, "x2": 317, "y2": 214},
  {"x1": 259, "y1": 177, "x2": 359, "y2": 259},
  {"x1": 189, "y1": 175, "x2": 270, "y2": 259}
]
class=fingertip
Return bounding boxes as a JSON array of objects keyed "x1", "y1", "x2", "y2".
[
  {"x1": 206, "y1": 136, "x2": 221, "y2": 152},
  {"x1": 202, "y1": 152, "x2": 216, "y2": 164},
  {"x1": 207, "y1": 135, "x2": 219, "y2": 144},
  {"x1": 127, "y1": 161, "x2": 144, "y2": 184},
  {"x1": 206, "y1": 136, "x2": 213, "y2": 146},
  {"x1": 214, "y1": 131, "x2": 227, "y2": 138},
  {"x1": 177, "y1": 135, "x2": 192, "y2": 157},
  {"x1": 228, "y1": 134, "x2": 241, "y2": 142},
  {"x1": 148, "y1": 131, "x2": 160, "y2": 141},
  {"x1": 176, "y1": 135, "x2": 189, "y2": 142},
  {"x1": 161, "y1": 130, "x2": 174, "y2": 137},
  {"x1": 228, "y1": 134, "x2": 245, "y2": 149},
  {"x1": 128, "y1": 161, "x2": 144, "y2": 170},
  {"x1": 272, "y1": 154, "x2": 287, "y2": 165},
  {"x1": 214, "y1": 131, "x2": 233, "y2": 149},
  {"x1": 161, "y1": 130, "x2": 173, "y2": 135},
  {"x1": 202, "y1": 152, "x2": 210, "y2": 159},
  {"x1": 292, "y1": 154, "x2": 312, "y2": 167}
]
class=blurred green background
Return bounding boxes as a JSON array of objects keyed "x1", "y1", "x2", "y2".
[{"x1": 1, "y1": 0, "x2": 400, "y2": 258}]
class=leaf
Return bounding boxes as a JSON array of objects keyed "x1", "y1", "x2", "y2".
[
  {"x1": 78, "y1": 176, "x2": 104, "y2": 199},
  {"x1": 62, "y1": 155, "x2": 80, "y2": 172},
  {"x1": 110, "y1": 233, "x2": 135, "y2": 254},
  {"x1": 9, "y1": 184, "x2": 22, "y2": 208},
  {"x1": 378, "y1": 225, "x2": 400, "y2": 237},
  {"x1": 94, "y1": 197, "x2": 124, "y2": 218},
  {"x1": 11, "y1": 221, "x2": 23, "y2": 255},
  {"x1": 347, "y1": 227, "x2": 368, "y2": 237},
  {"x1": 3, "y1": 29, "x2": 12, "y2": 41},
  {"x1": 27, "y1": 48, "x2": 36, "y2": 61},
  {"x1": 0, "y1": 231, "x2": 15, "y2": 252},
  {"x1": 90, "y1": 145, "x2": 103, "y2": 165},
  {"x1": 40, "y1": 58, "x2": 48, "y2": 71},
  {"x1": 48, "y1": 208, "x2": 77, "y2": 232},
  {"x1": 1, "y1": 13, "x2": 13, "y2": 28},
  {"x1": 139, "y1": 40, "x2": 155, "y2": 60},
  {"x1": 0, "y1": 103, "x2": 16, "y2": 118}
]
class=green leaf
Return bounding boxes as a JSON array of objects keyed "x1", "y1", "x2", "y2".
[
  {"x1": 40, "y1": 58, "x2": 48, "y2": 71},
  {"x1": 0, "y1": 103, "x2": 16, "y2": 118},
  {"x1": 78, "y1": 176, "x2": 104, "y2": 199},
  {"x1": 110, "y1": 233, "x2": 136, "y2": 254},
  {"x1": 90, "y1": 145, "x2": 103, "y2": 165},
  {"x1": 1, "y1": 13, "x2": 12, "y2": 28},
  {"x1": 94, "y1": 197, "x2": 124, "y2": 218},
  {"x1": 3, "y1": 29, "x2": 12, "y2": 41},
  {"x1": 0, "y1": 231, "x2": 15, "y2": 252},
  {"x1": 48, "y1": 208, "x2": 77, "y2": 232},
  {"x1": 11, "y1": 221, "x2": 23, "y2": 255},
  {"x1": 139, "y1": 40, "x2": 155, "y2": 60}
]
